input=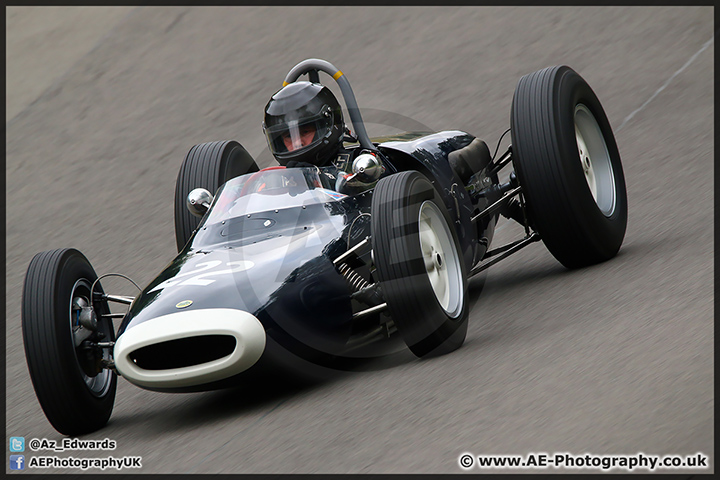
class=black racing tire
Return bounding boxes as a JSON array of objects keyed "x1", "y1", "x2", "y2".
[
  {"x1": 371, "y1": 171, "x2": 469, "y2": 358},
  {"x1": 511, "y1": 65, "x2": 628, "y2": 269},
  {"x1": 174, "y1": 140, "x2": 258, "y2": 251},
  {"x1": 22, "y1": 249, "x2": 117, "y2": 435}
]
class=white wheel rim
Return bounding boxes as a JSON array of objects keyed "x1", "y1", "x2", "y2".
[
  {"x1": 69, "y1": 279, "x2": 113, "y2": 397},
  {"x1": 418, "y1": 201, "x2": 463, "y2": 317},
  {"x1": 574, "y1": 104, "x2": 617, "y2": 216}
]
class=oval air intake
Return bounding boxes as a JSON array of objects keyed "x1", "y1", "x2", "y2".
[{"x1": 128, "y1": 335, "x2": 237, "y2": 370}]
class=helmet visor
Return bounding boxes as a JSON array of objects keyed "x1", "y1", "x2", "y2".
[{"x1": 265, "y1": 107, "x2": 334, "y2": 155}]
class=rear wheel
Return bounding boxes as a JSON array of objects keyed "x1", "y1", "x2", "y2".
[
  {"x1": 22, "y1": 249, "x2": 116, "y2": 435},
  {"x1": 174, "y1": 140, "x2": 258, "y2": 251},
  {"x1": 371, "y1": 171, "x2": 469, "y2": 358},
  {"x1": 511, "y1": 65, "x2": 628, "y2": 268}
]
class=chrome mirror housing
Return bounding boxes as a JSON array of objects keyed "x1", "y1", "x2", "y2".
[{"x1": 187, "y1": 188, "x2": 213, "y2": 218}]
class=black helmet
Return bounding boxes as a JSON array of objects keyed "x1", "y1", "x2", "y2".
[{"x1": 263, "y1": 81, "x2": 344, "y2": 166}]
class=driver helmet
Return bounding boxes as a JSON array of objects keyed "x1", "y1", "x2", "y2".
[{"x1": 263, "y1": 81, "x2": 344, "y2": 166}]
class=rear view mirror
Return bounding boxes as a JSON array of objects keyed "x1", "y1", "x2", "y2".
[{"x1": 187, "y1": 188, "x2": 213, "y2": 218}]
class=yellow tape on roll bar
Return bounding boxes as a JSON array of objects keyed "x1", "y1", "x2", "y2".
[{"x1": 283, "y1": 70, "x2": 342, "y2": 87}]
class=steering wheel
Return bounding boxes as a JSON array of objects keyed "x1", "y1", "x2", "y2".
[{"x1": 239, "y1": 166, "x2": 286, "y2": 196}]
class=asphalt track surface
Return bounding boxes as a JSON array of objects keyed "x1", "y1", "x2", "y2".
[{"x1": 6, "y1": 6, "x2": 714, "y2": 474}]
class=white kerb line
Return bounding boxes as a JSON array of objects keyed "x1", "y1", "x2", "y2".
[{"x1": 616, "y1": 34, "x2": 714, "y2": 132}]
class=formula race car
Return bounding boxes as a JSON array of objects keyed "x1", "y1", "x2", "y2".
[{"x1": 22, "y1": 59, "x2": 627, "y2": 435}]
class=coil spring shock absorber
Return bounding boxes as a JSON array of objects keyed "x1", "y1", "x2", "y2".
[
  {"x1": 337, "y1": 262, "x2": 370, "y2": 293},
  {"x1": 337, "y1": 262, "x2": 385, "y2": 309}
]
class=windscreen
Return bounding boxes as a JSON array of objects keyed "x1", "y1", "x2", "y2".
[{"x1": 203, "y1": 167, "x2": 345, "y2": 225}]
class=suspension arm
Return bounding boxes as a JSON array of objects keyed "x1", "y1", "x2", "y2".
[
  {"x1": 469, "y1": 232, "x2": 541, "y2": 277},
  {"x1": 487, "y1": 145, "x2": 513, "y2": 178},
  {"x1": 471, "y1": 186, "x2": 523, "y2": 223},
  {"x1": 104, "y1": 294, "x2": 134, "y2": 305}
]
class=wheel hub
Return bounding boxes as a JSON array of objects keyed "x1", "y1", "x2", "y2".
[
  {"x1": 574, "y1": 104, "x2": 617, "y2": 217},
  {"x1": 418, "y1": 201, "x2": 463, "y2": 317},
  {"x1": 69, "y1": 279, "x2": 113, "y2": 397}
]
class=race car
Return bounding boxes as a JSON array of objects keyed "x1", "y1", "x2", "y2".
[{"x1": 22, "y1": 59, "x2": 627, "y2": 435}]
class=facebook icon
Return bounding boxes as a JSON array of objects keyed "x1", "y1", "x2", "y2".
[{"x1": 10, "y1": 455, "x2": 25, "y2": 470}]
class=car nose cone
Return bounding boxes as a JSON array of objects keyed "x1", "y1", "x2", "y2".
[{"x1": 114, "y1": 308, "x2": 265, "y2": 389}]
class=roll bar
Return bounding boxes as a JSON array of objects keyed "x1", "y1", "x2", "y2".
[{"x1": 283, "y1": 59, "x2": 378, "y2": 154}]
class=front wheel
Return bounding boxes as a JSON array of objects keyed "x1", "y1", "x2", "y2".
[
  {"x1": 511, "y1": 65, "x2": 628, "y2": 269},
  {"x1": 22, "y1": 249, "x2": 117, "y2": 435},
  {"x1": 371, "y1": 171, "x2": 469, "y2": 358}
]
